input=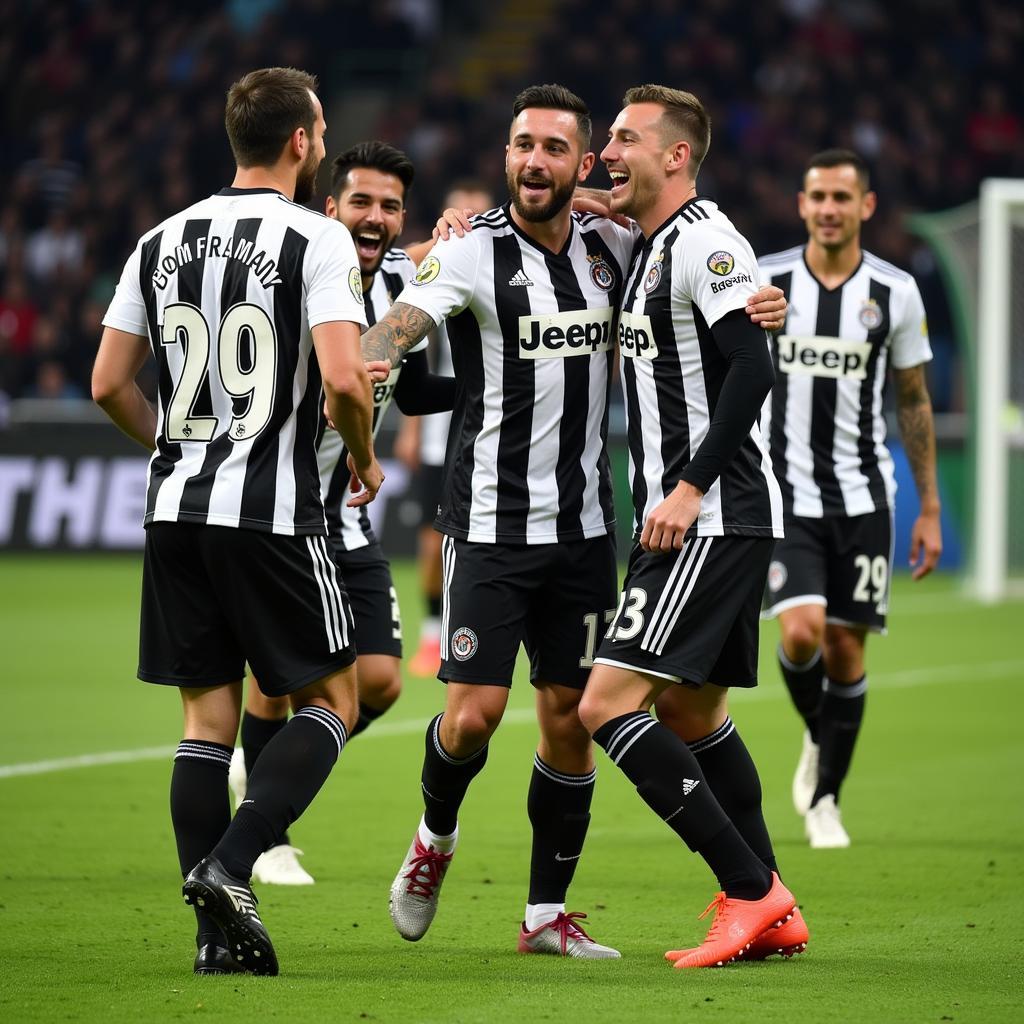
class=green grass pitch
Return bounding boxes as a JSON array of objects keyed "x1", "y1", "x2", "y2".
[{"x1": 1, "y1": 555, "x2": 1021, "y2": 1022}]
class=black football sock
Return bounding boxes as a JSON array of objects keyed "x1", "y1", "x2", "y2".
[
  {"x1": 349, "y1": 701, "x2": 385, "y2": 739},
  {"x1": 593, "y1": 712, "x2": 771, "y2": 900},
  {"x1": 688, "y1": 718, "x2": 778, "y2": 877},
  {"x1": 170, "y1": 739, "x2": 233, "y2": 944},
  {"x1": 813, "y1": 675, "x2": 867, "y2": 806},
  {"x1": 526, "y1": 754, "x2": 595, "y2": 905},
  {"x1": 212, "y1": 706, "x2": 347, "y2": 879},
  {"x1": 427, "y1": 595, "x2": 442, "y2": 619},
  {"x1": 239, "y1": 709, "x2": 291, "y2": 845},
  {"x1": 778, "y1": 645, "x2": 824, "y2": 742},
  {"x1": 240, "y1": 709, "x2": 288, "y2": 774},
  {"x1": 421, "y1": 713, "x2": 488, "y2": 836}
]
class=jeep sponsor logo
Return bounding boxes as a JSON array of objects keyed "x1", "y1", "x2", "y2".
[
  {"x1": 518, "y1": 308, "x2": 615, "y2": 359},
  {"x1": 777, "y1": 334, "x2": 872, "y2": 380},
  {"x1": 617, "y1": 311, "x2": 658, "y2": 360},
  {"x1": 710, "y1": 271, "x2": 753, "y2": 295}
]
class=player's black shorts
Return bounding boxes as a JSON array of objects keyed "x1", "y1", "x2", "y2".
[
  {"x1": 761, "y1": 509, "x2": 892, "y2": 633},
  {"x1": 594, "y1": 536, "x2": 775, "y2": 688},
  {"x1": 439, "y1": 534, "x2": 618, "y2": 689},
  {"x1": 331, "y1": 539, "x2": 402, "y2": 658},
  {"x1": 417, "y1": 463, "x2": 444, "y2": 528},
  {"x1": 139, "y1": 523, "x2": 356, "y2": 697}
]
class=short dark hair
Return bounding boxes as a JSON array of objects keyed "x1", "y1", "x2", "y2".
[
  {"x1": 511, "y1": 84, "x2": 592, "y2": 150},
  {"x1": 225, "y1": 67, "x2": 318, "y2": 169},
  {"x1": 330, "y1": 141, "x2": 415, "y2": 201},
  {"x1": 623, "y1": 85, "x2": 711, "y2": 175},
  {"x1": 805, "y1": 149, "x2": 871, "y2": 192}
]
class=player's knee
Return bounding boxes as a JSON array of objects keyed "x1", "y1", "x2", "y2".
[
  {"x1": 577, "y1": 690, "x2": 610, "y2": 737},
  {"x1": 357, "y1": 657, "x2": 402, "y2": 710},
  {"x1": 446, "y1": 703, "x2": 501, "y2": 750},
  {"x1": 542, "y1": 702, "x2": 590, "y2": 752},
  {"x1": 782, "y1": 618, "x2": 824, "y2": 662}
]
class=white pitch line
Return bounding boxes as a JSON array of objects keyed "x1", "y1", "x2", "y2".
[{"x1": 1, "y1": 662, "x2": 1020, "y2": 781}]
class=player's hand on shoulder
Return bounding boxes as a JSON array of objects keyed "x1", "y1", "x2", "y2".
[
  {"x1": 572, "y1": 188, "x2": 632, "y2": 228},
  {"x1": 323, "y1": 398, "x2": 335, "y2": 431},
  {"x1": 746, "y1": 284, "x2": 787, "y2": 333},
  {"x1": 640, "y1": 482, "x2": 703, "y2": 554},
  {"x1": 433, "y1": 208, "x2": 475, "y2": 242},
  {"x1": 346, "y1": 452, "x2": 385, "y2": 507}
]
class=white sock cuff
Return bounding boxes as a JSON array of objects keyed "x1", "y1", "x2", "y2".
[
  {"x1": 824, "y1": 675, "x2": 867, "y2": 699},
  {"x1": 778, "y1": 645, "x2": 823, "y2": 673}
]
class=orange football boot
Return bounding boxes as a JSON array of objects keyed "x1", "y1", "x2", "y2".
[{"x1": 666, "y1": 873, "x2": 796, "y2": 969}]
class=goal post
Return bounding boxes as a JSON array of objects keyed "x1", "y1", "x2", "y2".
[
  {"x1": 976, "y1": 179, "x2": 1024, "y2": 602},
  {"x1": 909, "y1": 178, "x2": 1024, "y2": 602}
]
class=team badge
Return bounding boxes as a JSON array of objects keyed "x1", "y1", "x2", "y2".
[
  {"x1": 768, "y1": 560, "x2": 787, "y2": 593},
  {"x1": 587, "y1": 254, "x2": 615, "y2": 291},
  {"x1": 348, "y1": 267, "x2": 363, "y2": 304},
  {"x1": 644, "y1": 250, "x2": 664, "y2": 293},
  {"x1": 451, "y1": 626, "x2": 479, "y2": 662},
  {"x1": 413, "y1": 255, "x2": 441, "y2": 286},
  {"x1": 707, "y1": 251, "x2": 734, "y2": 276},
  {"x1": 859, "y1": 298, "x2": 883, "y2": 330}
]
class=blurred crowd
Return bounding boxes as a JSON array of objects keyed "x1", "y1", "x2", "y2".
[{"x1": 1, "y1": 0, "x2": 1020, "y2": 410}]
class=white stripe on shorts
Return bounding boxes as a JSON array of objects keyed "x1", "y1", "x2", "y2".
[
  {"x1": 648, "y1": 537, "x2": 713, "y2": 656},
  {"x1": 306, "y1": 536, "x2": 344, "y2": 653},
  {"x1": 642, "y1": 537, "x2": 711, "y2": 655},
  {"x1": 440, "y1": 536, "x2": 457, "y2": 661}
]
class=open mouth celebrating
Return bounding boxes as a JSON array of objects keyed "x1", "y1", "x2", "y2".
[
  {"x1": 608, "y1": 169, "x2": 630, "y2": 196},
  {"x1": 355, "y1": 231, "x2": 385, "y2": 262}
]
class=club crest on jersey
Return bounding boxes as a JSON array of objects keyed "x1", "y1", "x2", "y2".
[
  {"x1": 413, "y1": 256, "x2": 441, "y2": 286},
  {"x1": 644, "y1": 250, "x2": 664, "y2": 293},
  {"x1": 707, "y1": 251, "x2": 734, "y2": 276},
  {"x1": 859, "y1": 298, "x2": 883, "y2": 330},
  {"x1": 768, "y1": 560, "x2": 787, "y2": 593},
  {"x1": 451, "y1": 626, "x2": 479, "y2": 662},
  {"x1": 348, "y1": 267, "x2": 364, "y2": 304},
  {"x1": 587, "y1": 254, "x2": 615, "y2": 291}
]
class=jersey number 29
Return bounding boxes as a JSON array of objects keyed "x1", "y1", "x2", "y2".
[{"x1": 161, "y1": 302, "x2": 278, "y2": 443}]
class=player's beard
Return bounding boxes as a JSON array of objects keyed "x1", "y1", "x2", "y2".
[
  {"x1": 294, "y1": 149, "x2": 320, "y2": 206},
  {"x1": 507, "y1": 169, "x2": 577, "y2": 223}
]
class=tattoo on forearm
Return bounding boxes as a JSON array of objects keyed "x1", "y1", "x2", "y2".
[
  {"x1": 362, "y1": 302, "x2": 435, "y2": 365},
  {"x1": 895, "y1": 368, "x2": 938, "y2": 504}
]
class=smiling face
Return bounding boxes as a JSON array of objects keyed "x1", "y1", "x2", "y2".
[
  {"x1": 799, "y1": 164, "x2": 876, "y2": 255},
  {"x1": 505, "y1": 107, "x2": 593, "y2": 223},
  {"x1": 326, "y1": 166, "x2": 406, "y2": 278},
  {"x1": 600, "y1": 101, "x2": 688, "y2": 223}
]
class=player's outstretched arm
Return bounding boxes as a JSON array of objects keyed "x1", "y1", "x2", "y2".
[
  {"x1": 362, "y1": 301, "x2": 436, "y2": 369},
  {"x1": 91, "y1": 326, "x2": 157, "y2": 451},
  {"x1": 893, "y1": 363, "x2": 942, "y2": 579}
]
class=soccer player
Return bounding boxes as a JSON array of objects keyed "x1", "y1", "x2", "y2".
[
  {"x1": 576, "y1": 85, "x2": 804, "y2": 969},
  {"x1": 362, "y1": 84, "x2": 787, "y2": 959},
  {"x1": 759, "y1": 149, "x2": 941, "y2": 847},
  {"x1": 229, "y1": 141, "x2": 456, "y2": 886},
  {"x1": 396, "y1": 180, "x2": 495, "y2": 679},
  {"x1": 92, "y1": 68, "x2": 384, "y2": 975}
]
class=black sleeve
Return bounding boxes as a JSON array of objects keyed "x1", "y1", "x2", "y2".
[
  {"x1": 679, "y1": 308, "x2": 775, "y2": 494},
  {"x1": 393, "y1": 348, "x2": 456, "y2": 415}
]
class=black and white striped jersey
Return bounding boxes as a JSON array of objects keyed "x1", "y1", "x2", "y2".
[
  {"x1": 758, "y1": 246, "x2": 931, "y2": 518},
  {"x1": 102, "y1": 187, "x2": 367, "y2": 535},
  {"x1": 317, "y1": 248, "x2": 422, "y2": 550},
  {"x1": 396, "y1": 203, "x2": 634, "y2": 544},
  {"x1": 618, "y1": 197, "x2": 784, "y2": 539}
]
